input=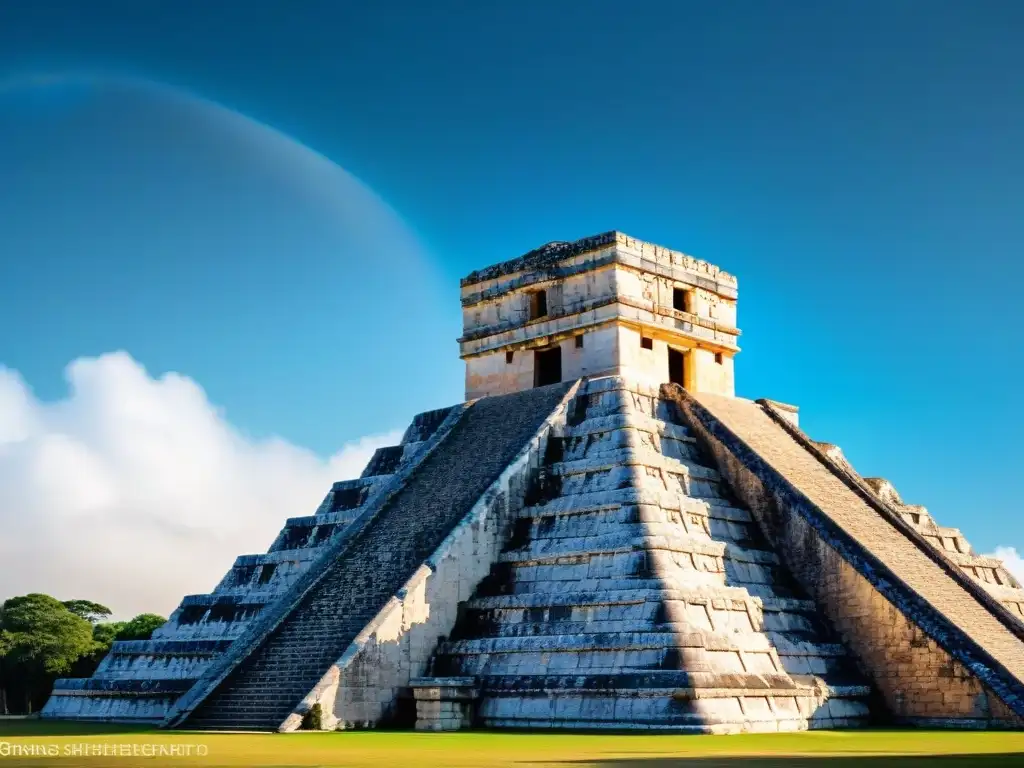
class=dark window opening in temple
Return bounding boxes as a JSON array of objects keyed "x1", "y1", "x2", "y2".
[
  {"x1": 641, "y1": 336, "x2": 653, "y2": 350},
  {"x1": 668, "y1": 348, "x2": 685, "y2": 387},
  {"x1": 715, "y1": 352, "x2": 724, "y2": 364},
  {"x1": 534, "y1": 346, "x2": 562, "y2": 387},
  {"x1": 258, "y1": 564, "x2": 276, "y2": 585},
  {"x1": 530, "y1": 290, "x2": 548, "y2": 320},
  {"x1": 575, "y1": 334, "x2": 584, "y2": 348},
  {"x1": 673, "y1": 287, "x2": 689, "y2": 312},
  {"x1": 506, "y1": 350, "x2": 514, "y2": 364}
]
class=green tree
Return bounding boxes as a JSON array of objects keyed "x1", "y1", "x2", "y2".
[
  {"x1": 62, "y1": 600, "x2": 113, "y2": 624},
  {"x1": 0, "y1": 629, "x2": 11, "y2": 714},
  {"x1": 114, "y1": 613, "x2": 165, "y2": 641},
  {"x1": 0, "y1": 594, "x2": 97, "y2": 713},
  {"x1": 91, "y1": 621, "x2": 126, "y2": 646},
  {"x1": 67, "y1": 621, "x2": 127, "y2": 679}
]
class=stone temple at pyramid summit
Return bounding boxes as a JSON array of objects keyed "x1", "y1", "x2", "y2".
[{"x1": 43, "y1": 231, "x2": 1024, "y2": 732}]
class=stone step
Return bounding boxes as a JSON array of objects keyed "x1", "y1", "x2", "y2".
[
  {"x1": 301, "y1": 477, "x2": 390, "y2": 522},
  {"x1": 400, "y1": 406, "x2": 457, "y2": 444},
  {"x1": 283, "y1": 510, "x2": 367, "y2": 529},
  {"x1": 564, "y1": 412, "x2": 694, "y2": 442},
  {"x1": 523, "y1": 490, "x2": 745, "y2": 520},
  {"x1": 438, "y1": 631, "x2": 848, "y2": 658},
  {"x1": 175, "y1": 384, "x2": 573, "y2": 730},
  {"x1": 560, "y1": 434, "x2": 706, "y2": 471},
  {"x1": 551, "y1": 449, "x2": 721, "y2": 482},
  {"x1": 231, "y1": 549, "x2": 324, "y2": 568},
  {"x1": 514, "y1": 516, "x2": 762, "y2": 549},
  {"x1": 168, "y1": 595, "x2": 271, "y2": 627},
  {"x1": 476, "y1": 717, "x2": 864, "y2": 733},
  {"x1": 477, "y1": 686, "x2": 870, "y2": 732},
  {"x1": 474, "y1": 671, "x2": 870, "y2": 697},
  {"x1": 217, "y1": 551, "x2": 321, "y2": 592},
  {"x1": 268, "y1": 522, "x2": 347, "y2": 553},
  {"x1": 566, "y1": 380, "x2": 678, "y2": 423},
  {"x1": 474, "y1": 572, "x2": 806, "y2": 601},
  {"x1": 499, "y1": 533, "x2": 779, "y2": 566},
  {"x1": 451, "y1": 617, "x2": 833, "y2": 643},
  {"x1": 491, "y1": 548, "x2": 793, "y2": 593},
  {"x1": 553, "y1": 468, "x2": 724, "y2": 501},
  {"x1": 475, "y1": 671, "x2": 868, "y2": 733},
  {"x1": 466, "y1": 588, "x2": 816, "y2": 614},
  {"x1": 108, "y1": 640, "x2": 233, "y2": 656},
  {"x1": 359, "y1": 444, "x2": 407, "y2": 478},
  {"x1": 50, "y1": 678, "x2": 194, "y2": 695}
]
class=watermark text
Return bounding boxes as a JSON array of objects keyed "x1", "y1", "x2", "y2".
[{"x1": 0, "y1": 742, "x2": 209, "y2": 758}]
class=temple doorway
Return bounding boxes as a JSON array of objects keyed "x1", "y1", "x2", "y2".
[
  {"x1": 668, "y1": 347, "x2": 686, "y2": 387},
  {"x1": 534, "y1": 346, "x2": 562, "y2": 387}
]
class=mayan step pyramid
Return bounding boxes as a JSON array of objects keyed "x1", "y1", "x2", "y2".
[{"x1": 43, "y1": 231, "x2": 1024, "y2": 732}]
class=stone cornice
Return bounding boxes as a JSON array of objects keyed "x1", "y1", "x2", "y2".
[
  {"x1": 459, "y1": 299, "x2": 741, "y2": 359},
  {"x1": 460, "y1": 233, "x2": 737, "y2": 306},
  {"x1": 459, "y1": 294, "x2": 741, "y2": 344},
  {"x1": 461, "y1": 231, "x2": 619, "y2": 287}
]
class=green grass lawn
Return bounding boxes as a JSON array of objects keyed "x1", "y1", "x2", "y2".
[{"x1": 0, "y1": 720, "x2": 1022, "y2": 767}]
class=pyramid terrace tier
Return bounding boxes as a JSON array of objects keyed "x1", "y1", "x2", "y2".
[
  {"x1": 40, "y1": 402, "x2": 459, "y2": 723},
  {"x1": 424, "y1": 377, "x2": 873, "y2": 732}
]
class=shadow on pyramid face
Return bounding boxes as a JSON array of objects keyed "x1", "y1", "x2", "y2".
[{"x1": 429, "y1": 378, "x2": 875, "y2": 732}]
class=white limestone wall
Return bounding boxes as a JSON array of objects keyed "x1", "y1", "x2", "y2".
[
  {"x1": 277, "y1": 383, "x2": 581, "y2": 731},
  {"x1": 42, "y1": 692, "x2": 178, "y2": 722},
  {"x1": 691, "y1": 347, "x2": 735, "y2": 397},
  {"x1": 617, "y1": 271, "x2": 737, "y2": 330},
  {"x1": 465, "y1": 325, "x2": 620, "y2": 400},
  {"x1": 460, "y1": 235, "x2": 741, "y2": 401},
  {"x1": 462, "y1": 258, "x2": 618, "y2": 337},
  {"x1": 93, "y1": 653, "x2": 213, "y2": 682},
  {"x1": 616, "y1": 326, "x2": 734, "y2": 398}
]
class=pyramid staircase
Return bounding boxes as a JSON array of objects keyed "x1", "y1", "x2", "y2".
[
  {"x1": 873, "y1": 481, "x2": 1024, "y2": 621},
  {"x1": 41, "y1": 406, "x2": 457, "y2": 722},
  {"x1": 675, "y1": 389, "x2": 1024, "y2": 727},
  {"x1": 165, "y1": 383, "x2": 575, "y2": 731},
  {"x1": 429, "y1": 378, "x2": 872, "y2": 732}
]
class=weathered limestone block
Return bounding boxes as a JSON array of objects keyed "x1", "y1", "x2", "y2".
[{"x1": 411, "y1": 678, "x2": 478, "y2": 731}]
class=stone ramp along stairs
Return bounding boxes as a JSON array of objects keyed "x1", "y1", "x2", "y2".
[
  {"x1": 667, "y1": 385, "x2": 1024, "y2": 728},
  {"x1": 163, "y1": 382, "x2": 577, "y2": 731},
  {"x1": 41, "y1": 404, "x2": 460, "y2": 723},
  {"x1": 812, "y1": 443, "x2": 1024, "y2": 622}
]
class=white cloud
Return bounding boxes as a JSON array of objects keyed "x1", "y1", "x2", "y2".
[
  {"x1": 0, "y1": 352, "x2": 402, "y2": 619},
  {"x1": 990, "y1": 546, "x2": 1024, "y2": 585}
]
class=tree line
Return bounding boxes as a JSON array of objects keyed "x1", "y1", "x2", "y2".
[{"x1": 0, "y1": 594, "x2": 166, "y2": 714}]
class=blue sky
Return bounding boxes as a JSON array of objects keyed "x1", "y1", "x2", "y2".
[{"x1": 1, "y1": 0, "x2": 1022, "y2": 590}]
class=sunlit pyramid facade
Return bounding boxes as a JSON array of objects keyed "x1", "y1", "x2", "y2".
[{"x1": 44, "y1": 232, "x2": 1024, "y2": 732}]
